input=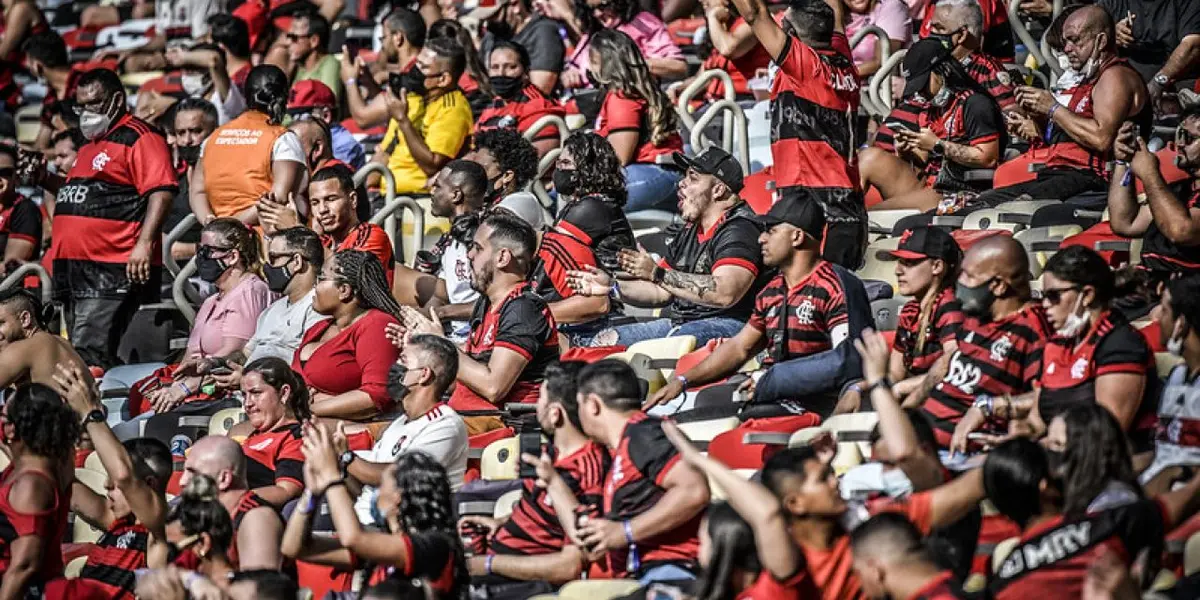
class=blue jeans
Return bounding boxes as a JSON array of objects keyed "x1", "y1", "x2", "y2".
[
  {"x1": 638, "y1": 564, "x2": 697, "y2": 585},
  {"x1": 599, "y1": 317, "x2": 744, "y2": 348},
  {"x1": 624, "y1": 164, "x2": 683, "y2": 213}
]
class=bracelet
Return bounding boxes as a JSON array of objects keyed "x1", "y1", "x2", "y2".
[
  {"x1": 1047, "y1": 103, "x2": 1060, "y2": 120},
  {"x1": 865, "y1": 378, "x2": 892, "y2": 395},
  {"x1": 176, "y1": 380, "x2": 193, "y2": 396},
  {"x1": 623, "y1": 520, "x2": 635, "y2": 545},
  {"x1": 183, "y1": 571, "x2": 201, "y2": 590},
  {"x1": 344, "y1": 77, "x2": 357, "y2": 87},
  {"x1": 316, "y1": 480, "x2": 346, "y2": 497},
  {"x1": 297, "y1": 490, "x2": 317, "y2": 515},
  {"x1": 973, "y1": 395, "x2": 994, "y2": 418},
  {"x1": 609, "y1": 282, "x2": 621, "y2": 300},
  {"x1": 485, "y1": 555, "x2": 495, "y2": 575},
  {"x1": 1043, "y1": 104, "x2": 1060, "y2": 143}
]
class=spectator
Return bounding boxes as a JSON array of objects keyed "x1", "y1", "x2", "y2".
[
  {"x1": 341, "y1": 333, "x2": 468, "y2": 523},
  {"x1": 287, "y1": 80, "x2": 366, "y2": 170},
  {"x1": 46, "y1": 68, "x2": 176, "y2": 371},
  {"x1": 549, "y1": 0, "x2": 687, "y2": 85},
  {"x1": 550, "y1": 131, "x2": 635, "y2": 273},
  {"x1": 394, "y1": 160, "x2": 489, "y2": 333},
  {"x1": 1100, "y1": 0, "x2": 1200, "y2": 98},
  {"x1": 293, "y1": 250, "x2": 402, "y2": 420},
  {"x1": 681, "y1": 0, "x2": 771, "y2": 101},
  {"x1": 164, "y1": 98, "x2": 217, "y2": 261},
  {"x1": 52, "y1": 362, "x2": 172, "y2": 600},
  {"x1": 1109, "y1": 116, "x2": 1200, "y2": 279},
  {"x1": 228, "y1": 570, "x2": 299, "y2": 600},
  {"x1": 427, "y1": 19, "x2": 496, "y2": 117},
  {"x1": 588, "y1": 30, "x2": 684, "y2": 213},
  {"x1": 860, "y1": 39, "x2": 1003, "y2": 214},
  {"x1": 0, "y1": 0, "x2": 48, "y2": 112},
  {"x1": 1143, "y1": 275, "x2": 1200, "y2": 483},
  {"x1": 0, "y1": 289, "x2": 92, "y2": 391},
  {"x1": 850, "y1": 513, "x2": 965, "y2": 600},
  {"x1": 166, "y1": 474, "x2": 238, "y2": 587},
  {"x1": 731, "y1": 0, "x2": 865, "y2": 268},
  {"x1": 978, "y1": 6, "x2": 1150, "y2": 207},
  {"x1": 981, "y1": 438, "x2": 1200, "y2": 599},
  {"x1": 402, "y1": 214, "x2": 559, "y2": 433},
  {"x1": 686, "y1": 503, "x2": 807, "y2": 598},
  {"x1": 0, "y1": 384, "x2": 78, "y2": 598},
  {"x1": 193, "y1": 64, "x2": 307, "y2": 230},
  {"x1": 43, "y1": 128, "x2": 83, "y2": 218},
  {"x1": 476, "y1": 0, "x2": 566, "y2": 95},
  {"x1": 915, "y1": 235, "x2": 1050, "y2": 449},
  {"x1": 163, "y1": 42, "x2": 247, "y2": 125},
  {"x1": 234, "y1": 357, "x2": 309, "y2": 508},
  {"x1": 572, "y1": 147, "x2": 765, "y2": 348},
  {"x1": 283, "y1": 435, "x2": 468, "y2": 599},
  {"x1": 1041, "y1": 404, "x2": 1143, "y2": 513},
  {"x1": 951, "y1": 246, "x2": 1155, "y2": 452},
  {"x1": 463, "y1": 361, "x2": 608, "y2": 596},
  {"x1": 305, "y1": 165, "x2": 394, "y2": 282},
  {"x1": 374, "y1": 38, "x2": 474, "y2": 195},
  {"x1": 845, "y1": 0, "x2": 910, "y2": 78},
  {"x1": 536, "y1": 360, "x2": 710, "y2": 583},
  {"x1": 176, "y1": 436, "x2": 284, "y2": 570},
  {"x1": 287, "y1": 11, "x2": 343, "y2": 102},
  {"x1": 340, "y1": 7, "x2": 426, "y2": 129},
  {"x1": 24, "y1": 30, "x2": 78, "y2": 154},
  {"x1": 207, "y1": 13, "x2": 254, "y2": 91},
  {"x1": 914, "y1": 0, "x2": 1017, "y2": 111},
  {"x1": 645, "y1": 198, "x2": 853, "y2": 416},
  {"x1": 463, "y1": 127, "x2": 539, "y2": 202},
  {"x1": 917, "y1": 0, "x2": 1013, "y2": 62},
  {"x1": 238, "y1": 226, "x2": 327, "y2": 366},
  {"x1": 0, "y1": 144, "x2": 41, "y2": 267},
  {"x1": 476, "y1": 41, "x2": 566, "y2": 157}
]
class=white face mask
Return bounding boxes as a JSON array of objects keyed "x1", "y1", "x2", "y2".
[
  {"x1": 932, "y1": 86, "x2": 953, "y2": 108},
  {"x1": 839, "y1": 462, "x2": 914, "y2": 500},
  {"x1": 1079, "y1": 37, "x2": 1106, "y2": 80},
  {"x1": 181, "y1": 73, "x2": 209, "y2": 97},
  {"x1": 1169, "y1": 320, "x2": 1187, "y2": 357},
  {"x1": 79, "y1": 110, "x2": 112, "y2": 140},
  {"x1": 1056, "y1": 293, "x2": 1089, "y2": 338}
]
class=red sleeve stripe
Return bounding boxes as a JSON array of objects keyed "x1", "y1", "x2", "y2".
[
  {"x1": 555, "y1": 221, "x2": 594, "y2": 245},
  {"x1": 712, "y1": 257, "x2": 759, "y2": 276},
  {"x1": 401, "y1": 533, "x2": 416, "y2": 576},
  {"x1": 1094, "y1": 363, "x2": 1147, "y2": 377},
  {"x1": 967, "y1": 133, "x2": 1001, "y2": 145},
  {"x1": 494, "y1": 340, "x2": 534, "y2": 360},
  {"x1": 6, "y1": 233, "x2": 35, "y2": 243}
]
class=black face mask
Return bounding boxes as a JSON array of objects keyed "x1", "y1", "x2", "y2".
[
  {"x1": 387, "y1": 362, "x2": 410, "y2": 403},
  {"x1": 195, "y1": 254, "x2": 230, "y2": 283},
  {"x1": 400, "y1": 66, "x2": 427, "y2": 96},
  {"x1": 553, "y1": 168, "x2": 578, "y2": 197},
  {"x1": 177, "y1": 145, "x2": 202, "y2": 167},
  {"x1": 262, "y1": 260, "x2": 295, "y2": 293},
  {"x1": 490, "y1": 75, "x2": 522, "y2": 100}
]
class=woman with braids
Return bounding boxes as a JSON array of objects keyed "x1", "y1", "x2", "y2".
[
  {"x1": 585, "y1": 29, "x2": 685, "y2": 213},
  {"x1": 192, "y1": 63, "x2": 308, "y2": 229},
  {"x1": 117, "y1": 218, "x2": 274, "y2": 436},
  {"x1": 234, "y1": 357, "x2": 311, "y2": 508},
  {"x1": 282, "y1": 422, "x2": 468, "y2": 600},
  {"x1": 293, "y1": 250, "x2": 402, "y2": 420},
  {"x1": 0, "y1": 384, "x2": 78, "y2": 599}
]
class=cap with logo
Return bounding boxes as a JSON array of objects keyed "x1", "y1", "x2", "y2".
[
  {"x1": 754, "y1": 197, "x2": 827, "y2": 241},
  {"x1": 672, "y1": 146, "x2": 745, "y2": 193},
  {"x1": 288, "y1": 79, "x2": 337, "y2": 111},
  {"x1": 886, "y1": 226, "x2": 961, "y2": 265},
  {"x1": 467, "y1": 0, "x2": 508, "y2": 21},
  {"x1": 901, "y1": 38, "x2": 952, "y2": 100}
]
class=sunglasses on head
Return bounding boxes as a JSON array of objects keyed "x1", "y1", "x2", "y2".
[{"x1": 1041, "y1": 285, "x2": 1080, "y2": 305}]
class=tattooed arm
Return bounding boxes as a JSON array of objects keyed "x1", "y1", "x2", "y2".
[
  {"x1": 658, "y1": 265, "x2": 757, "y2": 308},
  {"x1": 940, "y1": 139, "x2": 1000, "y2": 169}
]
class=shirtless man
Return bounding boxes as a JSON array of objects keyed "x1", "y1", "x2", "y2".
[{"x1": 0, "y1": 288, "x2": 92, "y2": 389}]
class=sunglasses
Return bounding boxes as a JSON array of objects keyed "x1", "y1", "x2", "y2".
[
  {"x1": 197, "y1": 245, "x2": 235, "y2": 259},
  {"x1": 1179, "y1": 126, "x2": 1200, "y2": 148},
  {"x1": 1042, "y1": 285, "x2": 1080, "y2": 305}
]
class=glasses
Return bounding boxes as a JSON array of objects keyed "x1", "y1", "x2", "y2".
[
  {"x1": 1042, "y1": 285, "x2": 1081, "y2": 305},
  {"x1": 1179, "y1": 126, "x2": 1199, "y2": 148},
  {"x1": 267, "y1": 252, "x2": 301, "y2": 264},
  {"x1": 285, "y1": 32, "x2": 312, "y2": 42},
  {"x1": 197, "y1": 245, "x2": 235, "y2": 259}
]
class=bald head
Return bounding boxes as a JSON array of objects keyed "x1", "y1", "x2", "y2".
[
  {"x1": 1062, "y1": 5, "x2": 1115, "y2": 61},
  {"x1": 964, "y1": 235, "x2": 1029, "y2": 282},
  {"x1": 184, "y1": 435, "x2": 247, "y2": 491},
  {"x1": 288, "y1": 118, "x2": 331, "y2": 164}
]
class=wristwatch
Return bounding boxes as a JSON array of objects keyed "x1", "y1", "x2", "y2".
[
  {"x1": 338, "y1": 450, "x2": 355, "y2": 477},
  {"x1": 932, "y1": 139, "x2": 946, "y2": 156},
  {"x1": 83, "y1": 409, "x2": 106, "y2": 426},
  {"x1": 1153, "y1": 73, "x2": 1171, "y2": 87}
]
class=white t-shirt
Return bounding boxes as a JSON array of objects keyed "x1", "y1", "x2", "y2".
[
  {"x1": 244, "y1": 289, "x2": 328, "y2": 364},
  {"x1": 438, "y1": 239, "x2": 477, "y2": 336},
  {"x1": 353, "y1": 403, "x2": 468, "y2": 524},
  {"x1": 209, "y1": 84, "x2": 246, "y2": 125}
]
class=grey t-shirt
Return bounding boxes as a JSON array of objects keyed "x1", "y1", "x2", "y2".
[{"x1": 481, "y1": 15, "x2": 566, "y2": 74}]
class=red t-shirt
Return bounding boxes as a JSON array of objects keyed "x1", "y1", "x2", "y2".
[
  {"x1": 476, "y1": 84, "x2": 566, "y2": 141},
  {"x1": 737, "y1": 569, "x2": 817, "y2": 599},
  {"x1": 293, "y1": 309, "x2": 400, "y2": 413},
  {"x1": 702, "y1": 18, "x2": 772, "y2": 99},
  {"x1": 321, "y1": 222, "x2": 395, "y2": 285},
  {"x1": 241, "y1": 422, "x2": 305, "y2": 490},
  {"x1": 594, "y1": 90, "x2": 683, "y2": 164},
  {"x1": 0, "y1": 468, "x2": 66, "y2": 590}
]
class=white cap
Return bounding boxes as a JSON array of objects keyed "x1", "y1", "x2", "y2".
[{"x1": 495, "y1": 192, "x2": 546, "y2": 231}]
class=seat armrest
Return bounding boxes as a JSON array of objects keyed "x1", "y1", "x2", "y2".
[
  {"x1": 458, "y1": 501, "x2": 497, "y2": 515},
  {"x1": 1029, "y1": 241, "x2": 1062, "y2": 252},
  {"x1": 997, "y1": 212, "x2": 1032, "y2": 225},
  {"x1": 1094, "y1": 240, "x2": 1132, "y2": 252},
  {"x1": 177, "y1": 416, "x2": 209, "y2": 428},
  {"x1": 930, "y1": 216, "x2": 966, "y2": 227},
  {"x1": 468, "y1": 448, "x2": 485, "y2": 460},
  {"x1": 743, "y1": 432, "x2": 792, "y2": 446},
  {"x1": 963, "y1": 169, "x2": 995, "y2": 182}
]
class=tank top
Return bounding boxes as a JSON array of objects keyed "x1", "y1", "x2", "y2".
[
  {"x1": 1045, "y1": 58, "x2": 1152, "y2": 178},
  {"x1": 0, "y1": 467, "x2": 66, "y2": 598},
  {"x1": 203, "y1": 110, "x2": 288, "y2": 219}
]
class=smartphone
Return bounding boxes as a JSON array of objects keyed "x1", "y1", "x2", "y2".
[
  {"x1": 886, "y1": 120, "x2": 918, "y2": 133},
  {"x1": 208, "y1": 366, "x2": 233, "y2": 376},
  {"x1": 518, "y1": 433, "x2": 542, "y2": 479}
]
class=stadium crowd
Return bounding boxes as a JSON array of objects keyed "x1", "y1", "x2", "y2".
[{"x1": 0, "y1": 0, "x2": 1198, "y2": 598}]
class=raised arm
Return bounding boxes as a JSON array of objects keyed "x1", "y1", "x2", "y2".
[
  {"x1": 1132, "y1": 138, "x2": 1200, "y2": 246},
  {"x1": 728, "y1": 0, "x2": 788, "y2": 61}
]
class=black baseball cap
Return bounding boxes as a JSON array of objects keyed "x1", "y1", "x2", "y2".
[
  {"x1": 901, "y1": 38, "x2": 952, "y2": 99},
  {"x1": 886, "y1": 226, "x2": 961, "y2": 265},
  {"x1": 672, "y1": 147, "x2": 744, "y2": 193},
  {"x1": 754, "y1": 197, "x2": 826, "y2": 241}
]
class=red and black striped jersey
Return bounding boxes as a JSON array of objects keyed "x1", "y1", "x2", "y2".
[
  {"x1": 320, "y1": 222, "x2": 395, "y2": 285},
  {"x1": 1143, "y1": 183, "x2": 1200, "y2": 274},
  {"x1": 921, "y1": 304, "x2": 1051, "y2": 448},
  {"x1": 530, "y1": 229, "x2": 600, "y2": 304},
  {"x1": 961, "y1": 51, "x2": 1017, "y2": 110},
  {"x1": 894, "y1": 287, "x2": 965, "y2": 375},
  {"x1": 78, "y1": 515, "x2": 149, "y2": 600},
  {"x1": 1040, "y1": 310, "x2": 1156, "y2": 441},
  {"x1": 50, "y1": 113, "x2": 177, "y2": 301},
  {"x1": 490, "y1": 442, "x2": 608, "y2": 557},
  {"x1": 241, "y1": 422, "x2": 305, "y2": 492},
  {"x1": 554, "y1": 195, "x2": 636, "y2": 274},
  {"x1": 909, "y1": 571, "x2": 968, "y2": 599},
  {"x1": 0, "y1": 467, "x2": 66, "y2": 596},
  {"x1": 229, "y1": 490, "x2": 276, "y2": 569},
  {"x1": 365, "y1": 530, "x2": 462, "y2": 596},
  {"x1": 601, "y1": 412, "x2": 701, "y2": 576},
  {"x1": 769, "y1": 31, "x2": 862, "y2": 220},
  {"x1": 476, "y1": 84, "x2": 567, "y2": 141},
  {"x1": 0, "y1": 194, "x2": 44, "y2": 260},
  {"x1": 989, "y1": 499, "x2": 1170, "y2": 600},
  {"x1": 747, "y1": 261, "x2": 848, "y2": 364}
]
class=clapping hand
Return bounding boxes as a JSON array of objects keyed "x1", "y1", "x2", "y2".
[
  {"x1": 565, "y1": 266, "x2": 613, "y2": 296},
  {"x1": 853, "y1": 328, "x2": 891, "y2": 386},
  {"x1": 400, "y1": 306, "x2": 443, "y2": 337},
  {"x1": 617, "y1": 247, "x2": 657, "y2": 281},
  {"x1": 1112, "y1": 122, "x2": 1138, "y2": 163},
  {"x1": 301, "y1": 419, "x2": 343, "y2": 492}
]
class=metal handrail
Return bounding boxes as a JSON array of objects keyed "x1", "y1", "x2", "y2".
[
  {"x1": 689, "y1": 99, "x2": 750, "y2": 174},
  {"x1": 1009, "y1": 0, "x2": 1062, "y2": 77},
  {"x1": 0, "y1": 262, "x2": 51, "y2": 305},
  {"x1": 523, "y1": 114, "x2": 570, "y2": 146},
  {"x1": 354, "y1": 162, "x2": 399, "y2": 244},
  {"x1": 870, "y1": 49, "x2": 906, "y2": 114},
  {"x1": 675, "y1": 69, "x2": 736, "y2": 151},
  {"x1": 531, "y1": 147, "x2": 561, "y2": 210},
  {"x1": 850, "y1": 25, "x2": 892, "y2": 115},
  {"x1": 163, "y1": 213, "x2": 197, "y2": 277},
  {"x1": 370, "y1": 196, "x2": 425, "y2": 267},
  {"x1": 172, "y1": 257, "x2": 197, "y2": 324}
]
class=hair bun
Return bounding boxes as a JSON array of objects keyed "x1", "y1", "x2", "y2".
[{"x1": 181, "y1": 472, "x2": 219, "y2": 503}]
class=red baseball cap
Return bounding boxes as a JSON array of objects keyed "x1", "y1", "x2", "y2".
[{"x1": 288, "y1": 79, "x2": 337, "y2": 111}]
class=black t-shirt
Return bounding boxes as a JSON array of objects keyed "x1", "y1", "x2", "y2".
[
  {"x1": 555, "y1": 195, "x2": 635, "y2": 274},
  {"x1": 661, "y1": 203, "x2": 767, "y2": 324},
  {"x1": 481, "y1": 15, "x2": 566, "y2": 74},
  {"x1": 163, "y1": 168, "x2": 201, "y2": 245},
  {"x1": 0, "y1": 195, "x2": 43, "y2": 260},
  {"x1": 1098, "y1": 0, "x2": 1200, "y2": 81},
  {"x1": 1142, "y1": 181, "x2": 1200, "y2": 274}
]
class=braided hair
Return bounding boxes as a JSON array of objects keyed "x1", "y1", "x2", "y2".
[
  {"x1": 392, "y1": 451, "x2": 467, "y2": 599},
  {"x1": 331, "y1": 250, "x2": 402, "y2": 320},
  {"x1": 5, "y1": 383, "x2": 80, "y2": 462},
  {"x1": 244, "y1": 64, "x2": 289, "y2": 125}
]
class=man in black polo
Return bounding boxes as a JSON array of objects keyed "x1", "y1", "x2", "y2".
[{"x1": 567, "y1": 147, "x2": 766, "y2": 348}]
